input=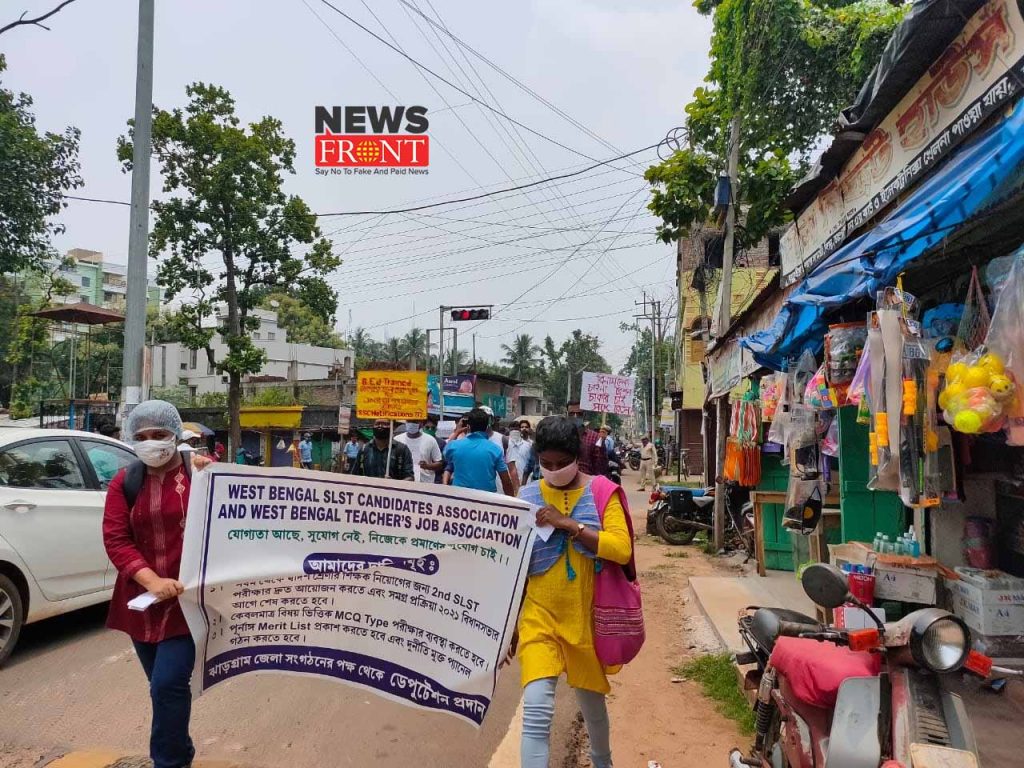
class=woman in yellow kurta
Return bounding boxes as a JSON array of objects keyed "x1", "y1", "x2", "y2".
[{"x1": 515, "y1": 416, "x2": 632, "y2": 768}]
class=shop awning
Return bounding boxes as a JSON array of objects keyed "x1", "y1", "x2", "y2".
[{"x1": 742, "y1": 97, "x2": 1024, "y2": 371}]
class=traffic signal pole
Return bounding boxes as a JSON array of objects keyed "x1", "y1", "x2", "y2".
[{"x1": 438, "y1": 304, "x2": 492, "y2": 421}]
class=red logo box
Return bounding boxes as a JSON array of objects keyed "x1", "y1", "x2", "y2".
[{"x1": 315, "y1": 133, "x2": 430, "y2": 167}]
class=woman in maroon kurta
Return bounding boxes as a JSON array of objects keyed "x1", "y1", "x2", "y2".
[{"x1": 103, "y1": 400, "x2": 201, "y2": 768}]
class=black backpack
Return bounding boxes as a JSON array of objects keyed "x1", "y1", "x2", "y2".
[{"x1": 122, "y1": 458, "x2": 192, "y2": 510}]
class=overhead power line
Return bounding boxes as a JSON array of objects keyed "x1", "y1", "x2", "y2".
[
  {"x1": 315, "y1": 143, "x2": 658, "y2": 216},
  {"x1": 314, "y1": 0, "x2": 635, "y2": 169}
]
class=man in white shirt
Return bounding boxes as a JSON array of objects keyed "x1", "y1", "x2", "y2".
[
  {"x1": 178, "y1": 429, "x2": 200, "y2": 456},
  {"x1": 395, "y1": 420, "x2": 443, "y2": 482}
]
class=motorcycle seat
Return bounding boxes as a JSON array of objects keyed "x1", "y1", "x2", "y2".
[
  {"x1": 770, "y1": 636, "x2": 881, "y2": 710},
  {"x1": 749, "y1": 607, "x2": 819, "y2": 654}
]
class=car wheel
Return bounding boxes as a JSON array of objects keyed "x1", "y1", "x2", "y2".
[{"x1": 0, "y1": 573, "x2": 25, "y2": 667}]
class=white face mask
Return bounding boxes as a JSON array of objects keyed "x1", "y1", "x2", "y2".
[
  {"x1": 405, "y1": 422, "x2": 421, "y2": 436},
  {"x1": 541, "y1": 461, "x2": 578, "y2": 488},
  {"x1": 135, "y1": 437, "x2": 177, "y2": 468},
  {"x1": 509, "y1": 430, "x2": 522, "y2": 445}
]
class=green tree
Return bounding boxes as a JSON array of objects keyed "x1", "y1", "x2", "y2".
[
  {"x1": 439, "y1": 346, "x2": 469, "y2": 374},
  {"x1": 501, "y1": 334, "x2": 544, "y2": 380},
  {"x1": 119, "y1": 83, "x2": 339, "y2": 453},
  {"x1": 400, "y1": 327, "x2": 429, "y2": 370},
  {"x1": 543, "y1": 330, "x2": 611, "y2": 415},
  {"x1": 0, "y1": 54, "x2": 82, "y2": 274},
  {"x1": 260, "y1": 291, "x2": 345, "y2": 347},
  {"x1": 619, "y1": 321, "x2": 675, "y2": 433},
  {"x1": 383, "y1": 338, "x2": 403, "y2": 367},
  {"x1": 645, "y1": 0, "x2": 905, "y2": 247}
]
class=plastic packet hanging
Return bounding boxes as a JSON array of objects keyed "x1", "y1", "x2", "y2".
[
  {"x1": 767, "y1": 365, "x2": 791, "y2": 452},
  {"x1": 804, "y1": 364, "x2": 834, "y2": 409},
  {"x1": 791, "y1": 350, "x2": 818, "y2": 406},
  {"x1": 983, "y1": 252, "x2": 1024, "y2": 444},
  {"x1": 761, "y1": 374, "x2": 781, "y2": 422},
  {"x1": 898, "y1": 333, "x2": 940, "y2": 508},
  {"x1": 865, "y1": 315, "x2": 894, "y2": 490},
  {"x1": 825, "y1": 322, "x2": 868, "y2": 402}
]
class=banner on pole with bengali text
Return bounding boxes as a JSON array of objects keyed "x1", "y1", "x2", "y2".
[
  {"x1": 580, "y1": 372, "x2": 636, "y2": 416},
  {"x1": 179, "y1": 464, "x2": 535, "y2": 726}
]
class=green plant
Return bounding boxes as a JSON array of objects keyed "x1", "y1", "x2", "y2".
[
  {"x1": 675, "y1": 653, "x2": 755, "y2": 734},
  {"x1": 244, "y1": 387, "x2": 300, "y2": 406}
]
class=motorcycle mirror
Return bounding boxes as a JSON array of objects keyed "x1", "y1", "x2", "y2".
[{"x1": 801, "y1": 563, "x2": 849, "y2": 609}]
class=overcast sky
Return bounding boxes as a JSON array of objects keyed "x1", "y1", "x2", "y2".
[{"x1": 2, "y1": 0, "x2": 712, "y2": 369}]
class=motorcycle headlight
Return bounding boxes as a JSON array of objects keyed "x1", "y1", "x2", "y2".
[{"x1": 909, "y1": 609, "x2": 970, "y2": 673}]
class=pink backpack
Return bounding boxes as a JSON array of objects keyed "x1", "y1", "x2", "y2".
[{"x1": 590, "y1": 476, "x2": 645, "y2": 665}]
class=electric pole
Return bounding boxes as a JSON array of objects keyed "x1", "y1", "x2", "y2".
[
  {"x1": 120, "y1": 0, "x2": 155, "y2": 415},
  {"x1": 711, "y1": 115, "x2": 742, "y2": 552},
  {"x1": 634, "y1": 293, "x2": 661, "y2": 440}
]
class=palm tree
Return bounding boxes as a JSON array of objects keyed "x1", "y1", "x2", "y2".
[
  {"x1": 384, "y1": 337, "x2": 403, "y2": 366},
  {"x1": 442, "y1": 347, "x2": 470, "y2": 374},
  {"x1": 400, "y1": 327, "x2": 429, "y2": 370},
  {"x1": 349, "y1": 327, "x2": 372, "y2": 359},
  {"x1": 501, "y1": 333, "x2": 543, "y2": 380}
]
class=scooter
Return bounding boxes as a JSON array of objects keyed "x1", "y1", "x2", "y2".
[
  {"x1": 627, "y1": 448, "x2": 642, "y2": 471},
  {"x1": 729, "y1": 563, "x2": 1003, "y2": 768}
]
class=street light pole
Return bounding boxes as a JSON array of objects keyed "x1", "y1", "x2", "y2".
[{"x1": 120, "y1": 0, "x2": 155, "y2": 415}]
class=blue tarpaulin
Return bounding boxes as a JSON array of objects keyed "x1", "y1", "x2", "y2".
[{"x1": 743, "y1": 98, "x2": 1024, "y2": 371}]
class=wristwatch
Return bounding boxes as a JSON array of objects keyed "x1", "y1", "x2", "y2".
[{"x1": 570, "y1": 523, "x2": 586, "y2": 540}]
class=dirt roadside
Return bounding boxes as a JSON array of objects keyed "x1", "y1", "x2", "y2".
[{"x1": 572, "y1": 484, "x2": 746, "y2": 767}]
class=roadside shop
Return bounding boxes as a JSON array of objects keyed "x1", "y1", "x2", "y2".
[{"x1": 704, "y1": 0, "x2": 1024, "y2": 659}]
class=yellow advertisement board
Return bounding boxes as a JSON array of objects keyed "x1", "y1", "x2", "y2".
[{"x1": 355, "y1": 370, "x2": 428, "y2": 420}]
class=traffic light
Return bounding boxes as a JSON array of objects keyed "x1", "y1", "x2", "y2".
[{"x1": 450, "y1": 308, "x2": 490, "y2": 322}]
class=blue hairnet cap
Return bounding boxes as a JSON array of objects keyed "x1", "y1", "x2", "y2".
[{"x1": 124, "y1": 400, "x2": 184, "y2": 442}]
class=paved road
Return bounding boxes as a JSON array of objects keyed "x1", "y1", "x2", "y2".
[{"x1": 1, "y1": 575, "x2": 574, "y2": 768}]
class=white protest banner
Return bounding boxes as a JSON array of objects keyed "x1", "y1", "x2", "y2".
[
  {"x1": 179, "y1": 464, "x2": 534, "y2": 726},
  {"x1": 580, "y1": 372, "x2": 636, "y2": 416}
]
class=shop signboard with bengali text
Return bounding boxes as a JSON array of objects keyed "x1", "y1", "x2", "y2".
[{"x1": 781, "y1": 0, "x2": 1024, "y2": 285}]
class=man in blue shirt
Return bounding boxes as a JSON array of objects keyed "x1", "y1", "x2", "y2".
[
  {"x1": 343, "y1": 434, "x2": 361, "y2": 473},
  {"x1": 299, "y1": 432, "x2": 314, "y2": 469},
  {"x1": 444, "y1": 408, "x2": 514, "y2": 495}
]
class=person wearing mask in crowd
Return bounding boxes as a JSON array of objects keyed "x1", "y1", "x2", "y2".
[
  {"x1": 343, "y1": 434, "x2": 361, "y2": 473},
  {"x1": 352, "y1": 419, "x2": 414, "y2": 480},
  {"x1": 637, "y1": 435, "x2": 657, "y2": 490},
  {"x1": 424, "y1": 416, "x2": 447, "y2": 484},
  {"x1": 88, "y1": 420, "x2": 124, "y2": 486},
  {"x1": 567, "y1": 404, "x2": 607, "y2": 477},
  {"x1": 394, "y1": 419, "x2": 443, "y2": 483},
  {"x1": 103, "y1": 400, "x2": 212, "y2": 768},
  {"x1": 444, "y1": 408, "x2": 514, "y2": 495},
  {"x1": 506, "y1": 423, "x2": 532, "y2": 495},
  {"x1": 299, "y1": 432, "x2": 314, "y2": 469},
  {"x1": 514, "y1": 416, "x2": 631, "y2": 768},
  {"x1": 518, "y1": 419, "x2": 538, "y2": 483},
  {"x1": 177, "y1": 429, "x2": 200, "y2": 458},
  {"x1": 598, "y1": 426, "x2": 614, "y2": 457}
]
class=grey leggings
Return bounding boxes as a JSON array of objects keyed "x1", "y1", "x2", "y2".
[{"x1": 521, "y1": 677, "x2": 612, "y2": 768}]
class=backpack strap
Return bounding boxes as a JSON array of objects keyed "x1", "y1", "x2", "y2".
[
  {"x1": 590, "y1": 475, "x2": 638, "y2": 582},
  {"x1": 122, "y1": 457, "x2": 192, "y2": 511}
]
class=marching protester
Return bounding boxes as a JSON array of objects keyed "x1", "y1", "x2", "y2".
[
  {"x1": 102, "y1": 400, "x2": 211, "y2": 768},
  {"x1": 177, "y1": 429, "x2": 200, "y2": 457},
  {"x1": 394, "y1": 419, "x2": 444, "y2": 483},
  {"x1": 515, "y1": 416, "x2": 632, "y2": 768},
  {"x1": 518, "y1": 419, "x2": 538, "y2": 483},
  {"x1": 352, "y1": 419, "x2": 415, "y2": 480},
  {"x1": 568, "y1": 403, "x2": 608, "y2": 477},
  {"x1": 443, "y1": 407, "x2": 514, "y2": 495},
  {"x1": 424, "y1": 416, "x2": 447, "y2": 484},
  {"x1": 343, "y1": 433, "x2": 361, "y2": 473},
  {"x1": 506, "y1": 422, "x2": 531, "y2": 494},
  {"x1": 299, "y1": 432, "x2": 314, "y2": 469},
  {"x1": 637, "y1": 435, "x2": 657, "y2": 490}
]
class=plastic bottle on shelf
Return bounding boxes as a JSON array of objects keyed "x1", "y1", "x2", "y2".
[
  {"x1": 873, "y1": 532, "x2": 883, "y2": 552},
  {"x1": 881, "y1": 535, "x2": 892, "y2": 554}
]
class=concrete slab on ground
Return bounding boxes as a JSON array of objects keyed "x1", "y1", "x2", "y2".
[{"x1": 689, "y1": 570, "x2": 816, "y2": 654}]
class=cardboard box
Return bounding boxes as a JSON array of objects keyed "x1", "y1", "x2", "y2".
[
  {"x1": 829, "y1": 541, "x2": 940, "y2": 604},
  {"x1": 834, "y1": 606, "x2": 886, "y2": 630},
  {"x1": 946, "y1": 567, "x2": 1024, "y2": 637}
]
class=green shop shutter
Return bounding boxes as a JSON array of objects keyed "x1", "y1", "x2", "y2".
[
  {"x1": 836, "y1": 405, "x2": 905, "y2": 544},
  {"x1": 758, "y1": 452, "x2": 794, "y2": 571}
]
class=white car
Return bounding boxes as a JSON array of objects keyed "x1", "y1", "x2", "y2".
[{"x1": 0, "y1": 428, "x2": 135, "y2": 664}]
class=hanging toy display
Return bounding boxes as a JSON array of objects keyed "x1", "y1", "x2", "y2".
[
  {"x1": 939, "y1": 350, "x2": 1013, "y2": 434},
  {"x1": 723, "y1": 386, "x2": 762, "y2": 488}
]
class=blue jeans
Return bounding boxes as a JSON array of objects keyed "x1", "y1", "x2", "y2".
[
  {"x1": 521, "y1": 677, "x2": 612, "y2": 768},
  {"x1": 133, "y1": 635, "x2": 196, "y2": 768}
]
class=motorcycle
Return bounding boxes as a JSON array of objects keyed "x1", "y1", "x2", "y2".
[
  {"x1": 729, "y1": 562, "x2": 1014, "y2": 768},
  {"x1": 648, "y1": 482, "x2": 754, "y2": 554},
  {"x1": 627, "y1": 448, "x2": 642, "y2": 471}
]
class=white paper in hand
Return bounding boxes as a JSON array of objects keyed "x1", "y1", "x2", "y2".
[
  {"x1": 128, "y1": 592, "x2": 161, "y2": 612},
  {"x1": 527, "y1": 504, "x2": 555, "y2": 541}
]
